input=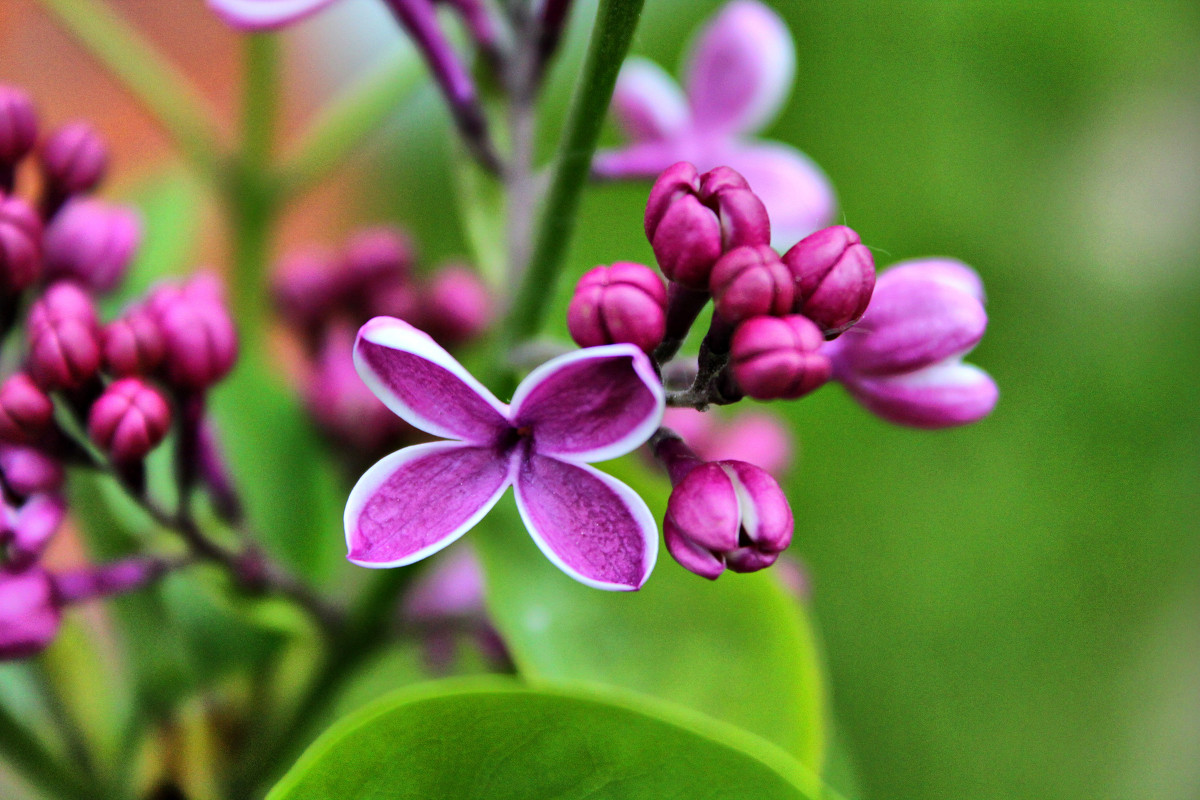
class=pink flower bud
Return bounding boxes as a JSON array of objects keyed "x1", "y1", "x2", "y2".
[
  {"x1": 0, "y1": 85, "x2": 38, "y2": 166},
  {"x1": 305, "y1": 324, "x2": 406, "y2": 452},
  {"x1": 568, "y1": 262, "x2": 667, "y2": 353},
  {"x1": 0, "y1": 374, "x2": 53, "y2": 443},
  {"x1": 42, "y1": 199, "x2": 141, "y2": 293},
  {"x1": 0, "y1": 194, "x2": 42, "y2": 292},
  {"x1": 27, "y1": 282, "x2": 102, "y2": 390},
  {"x1": 39, "y1": 122, "x2": 108, "y2": 196},
  {"x1": 0, "y1": 442, "x2": 63, "y2": 497},
  {"x1": 151, "y1": 275, "x2": 238, "y2": 391},
  {"x1": 644, "y1": 162, "x2": 770, "y2": 289},
  {"x1": 729, "y1": 314, "x2": 831, "y2": 400},
  {"x1": 663, "y1": 459, "x2": 793, "y2": 579},
  {"x1": 782, "y1": 225, "x2": 875, "y2": 337},
  {"x1": 2, "y1": 494, "x2": 66, "y2": 570},
  {"x1": 88, "y1": 378, "x2": 171, "y2": 463},
  {"x1": 0, "y1": 566, "x2": 61, "y2": 661},
  {"x1": 825, "y1": 258, "x2": 997, "y2": 428},
  {"x1": 51, "y1": 557, "x2": 169, "y2": 605},
  {"x1": 344, "y1": 226, "x2": 413, "y2": 289},
  {"x1": 103, "y1": 306, "x2": 165, "y2": 377},
  {"x1": 420, "y1": 265, "x2": 493, "y2": 346},
  {"x1": 709, "y1": 244, "x2": 792, "y2": 324},
  {"x1": 272, "y1": 246, "x2": 343, "y2": 331}
]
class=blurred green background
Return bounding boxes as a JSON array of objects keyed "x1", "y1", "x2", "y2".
[{"x1": 373, "y1": 1, "x2": 1200, "y2": 798}]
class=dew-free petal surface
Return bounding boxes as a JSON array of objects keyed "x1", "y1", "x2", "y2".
[{"x1": 206, "y1": 0, "x2": 339, "y2": 29}]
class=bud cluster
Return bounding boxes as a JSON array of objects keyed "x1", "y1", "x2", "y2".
[
  {"x1": 566, "y1": 160, "x2": 997, "y2": 580},
  {"x1": 272, "y1": 227, "x2": 494, "y2": 456}
]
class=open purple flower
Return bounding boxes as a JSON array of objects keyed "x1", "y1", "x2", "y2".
[
  {"x1": 595, "y1": 0, "x2": 836, "y2": 246},
  {"x1": 345, "y1": 318, "x2": 664, "y2": 591}
]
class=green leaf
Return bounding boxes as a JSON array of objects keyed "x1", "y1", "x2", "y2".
[
  {"x1": 474, "y1": 458, "x2": 827, "y2": 769},
  {"x1": 268, "y1": 678, "x2": 823, "y2": 800}
]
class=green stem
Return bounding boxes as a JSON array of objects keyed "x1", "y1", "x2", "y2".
[
  {"x1": 0, "y1": 703, "x2": 93, "y2": 800},
  {"x1": 33, "y1": 0, "x2": 225, "y2": 181},
  {"x1": 279, "y1": 46, "x2": 425, "y2": 198},
  {"x1": 502, "y1": 0, "x2": 646, "y2": 350}
]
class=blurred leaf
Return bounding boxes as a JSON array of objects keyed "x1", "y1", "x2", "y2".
[
  {"x1": 268, "y1": 678, "x2": 823, "y2": 800},
  {"x1": 474, "y1": 457, "x2": 827, "y2": 769}
]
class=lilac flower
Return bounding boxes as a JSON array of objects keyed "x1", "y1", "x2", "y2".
[
  {"x1": 595, "y1": 0, "x2": 836, "y2": 246},
  {"x1": 345, "y1": 317, "x2": 664, "y2": 591}
]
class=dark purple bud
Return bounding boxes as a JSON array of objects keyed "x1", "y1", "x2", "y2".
[
  {"x1": 709, "y1": 244, "x2": 793, "y2": 324},
  {"x1": 645, "y1": 162, "x2": 770, "y2": 290},
  {"x1": 420, "y1": 265, "x2": 493, "y2": 346},
  {"x1": 42, "y1": 199, "x2": 141, "y2": 293},
  {"x1": 0, "y1": 442, "x2": 63, "y2": 497},
  {"x1": 782, "y1": 225, "x2": 875, "y2": 337},
  {"x1": 0, "y1": 566, "x2": 61, "y2": 661},
  {"x1": 568, "y1": 261, "x2": 667, "y2": 354},
  {"x1": 729, "y1": 314, "x2": 831, "y2": 400},
  {"x1": 0, "y1": 86, "x2": 38, "y2": 167},
  {"x1": 663, "y1": 459, "x2": 793, "y2": 580},
  {"x1": 0, "y1": 194, "x2": 43, "y2": 292},
  {"x1": 39, "y1": 122, "x2": 108, "y2": 196},
  {"x1": 88, "y1": 377, "x2": 171, "y2": 463},
  {"x1": 103, "y1": 305, "x2": 165, "y2": 377},
  {"x1": 272, "y1": 246, "x2": 343, "y2": 331},
  {"x1": 0, "y1": 374, "x2": 54, "y2": 443},
  {"x1": 2, "y1": 494, "x2": 66, "y2": 570},
  {"x1": 26, "y1": 281, "x2": 102, "y2": 390},
  {"x1": 151, "y1": 274, "x2": 238, "y2": 391},
  {"x1": 51, "y1": 557, "x2": 169, "y2": 605}
]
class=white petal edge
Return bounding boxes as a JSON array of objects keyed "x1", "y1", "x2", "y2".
[
  {"x1": 509, "y1": 343, "x2": 665, "y2": 464},
  {"x1": 207, "y1": 0, "x2": 339, "y2": 30},
  {"x1": 514, "y1": 459, "x2": 659, "y2": 592},
  {"x1": 344, "y1": 441, "x2": 514, "y2": 570},
  {"x1": 354, "y1": 316, "x2": 510, "y2": 441}
]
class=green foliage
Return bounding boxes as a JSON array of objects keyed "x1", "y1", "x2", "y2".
[{"x1": 268, "y1": 679, "x2": 824, "y2": 800}]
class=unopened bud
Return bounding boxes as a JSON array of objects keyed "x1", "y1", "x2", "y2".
[
  {"x1": 0, "y1": 194, "x2": 42, "y2": 293},
  {"x1": 0, "y1": 374, "x2": 53, "y2": 443},
  {"x1": 709, "y1": 244, "x2": 793, "y2": 324},
  {"x1": 568, "y1": 262, "x2": 667, "y2": 354},
  {"x1": 0, "y1": 442, "x2": 63, "y2": 497},
  {"x1": 151, "y1": 274, "x2": 238, "y2": 390},
  {"x1": 27, "y1": 282, "x2": 102, "y2": 390},
  {"x1": 43, "y1": 199, "x2": 141, "y2": 293},
  {"x1": 729, "y1": 314, "x2": 831, "y2": 400},
  {"x1": 88, "y1": 378, "x2": 171, "y2": 463},
  {"x1": 420, "y1": 265, "x2": 493, "y2": 346},
  {"x1": 0, "y1": 566, "x2": 61, "y2": 661},
  {"x1": 0, "y1": 85, "x2": 38, "y2": 167},
  {"x1": 273, "y1": 246, "x2": 343, "y2": 331},
  {"x1": 39, "y1": 122, "x2": 107, "y2": 197},
  {"x1": 103, "y1": 305, "x2": 165, "y2": 376},
  {"x1": 782, "y1": 225, "x2": 875, "y2": 337},
  {"x1": 344, "y1": 226, "x2": 413, "y2": 289}
]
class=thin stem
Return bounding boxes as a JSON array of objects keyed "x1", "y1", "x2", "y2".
[
  {"x1": 32, "y1": 0, "x2": 225, "y2": 181},
  {"x1": 279, "y1": 47, "x2": 425, "y2": 197},
  {"x1": 503, "y1": 0, "x2": 646, "y2": 348}
]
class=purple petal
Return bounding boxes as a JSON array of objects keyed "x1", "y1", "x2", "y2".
[
  {"x1": 354, "y1": 317, "x2": 509, "y2": 444},
  {"x1": 843, "y1": 360, "x2": 999, "y2": 429},
  {"x1": 685, "y1": 0, "x2": 795, "y2": 136},
  {"x1": 719, "y1": 140, "x2": 837, "y2": 247},
  {"x1": 345, "y1": 442, "x2": 513, "y2": 568},
  {"x1": 514, "y1": 454, "x2": 657, "y2": 591},
  {"x1": 878, "y1": 258, "x2": 986, "y2": 303},
  {"x1": 612, "y1": 57, "x2": 691, "y2": 142},
  {"x1": 593, "y1": 139, "x2": 694, "y2": 180},
  {"x1": 206, "y1": 0, "x2": 340, "y2": 29},
  {"x1": 510, "y1": 344, "x2": 664, "y2": 463},
  {"x1": 0, "y1": 567, "x2": 61, "y2": 660}
]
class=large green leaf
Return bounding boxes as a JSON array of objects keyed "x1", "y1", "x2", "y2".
[
  {"x1": 473, "y1": 458, "x2": 826, "y2": 769},
  {"x1": 268, "y1": 679, "x2": 823, "y2": 800}
]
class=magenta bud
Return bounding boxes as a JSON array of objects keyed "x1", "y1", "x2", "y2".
[
  {"x1": 0, "y1": 374, "x2": 54, "y2": 443},
  {"x1": 103, "y1": 306, "x2": 165, "y2": 377},
  {"x1": 42, "y1": 199, "x2": 141, "y2": 293},
  {"x1": 151, "y1": 274, "x2": 238, "y2": 391},
  {"x1": 644, "y1": 162, "x2": 771, "y2": 290},
  {"x1": 663, "y1": 459, "x2": 793, "y2": 580},
  {"x1": 272, "y1": 246, "x2": 343, "y2": 330},
  {"x1": 3, "y1": 494, "x2": 67, "y2": 570},
  {"x1": 0, "y1": 86, "x2": 38, "y2": 166},
  {"x1": 39, "y1": 122, "x2": 108, "y2": 196},
  {"x1": 568, "y1": 262, "x2": 667, "y2": 354},
  {"x1": 710, "y1": 244, "x2": 793, "y2": 324},
  {"x1": 0, "y1": 194, "x2": 43, "y2": 292},
  {"x1": 51, "y1": 557, "x2": 169, "y2": 605},
  {"x1": 344, "y1": 227, "x2": 413, "y2": 289},
  {"x1": 0, "y1": 442, "x2": 63, "y2": 497},
  {"x1": 420, "y1": 265, "x2": 493, "y2": 346},
  {"x1": 27, "y1": 282, "x2": 102, "y2": 390},
  {"x1": 305, "y1": 324, "x2": 406, "y2": 451},
  {"x1": 0, "y1": 566, "x2": 62, "y2": 661},
  {"x1": 364, "y1": 280, "x2": 421, "y2": 323},
  {"x1": 782, "y1": 225, "x2": 875, "y2": 337},
  {"x1": 729, "y1": 314, "x2": 831, "y2": 400},
  {"x1": 88, "y1": 378, "x2": 171, "y2": 463}
]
